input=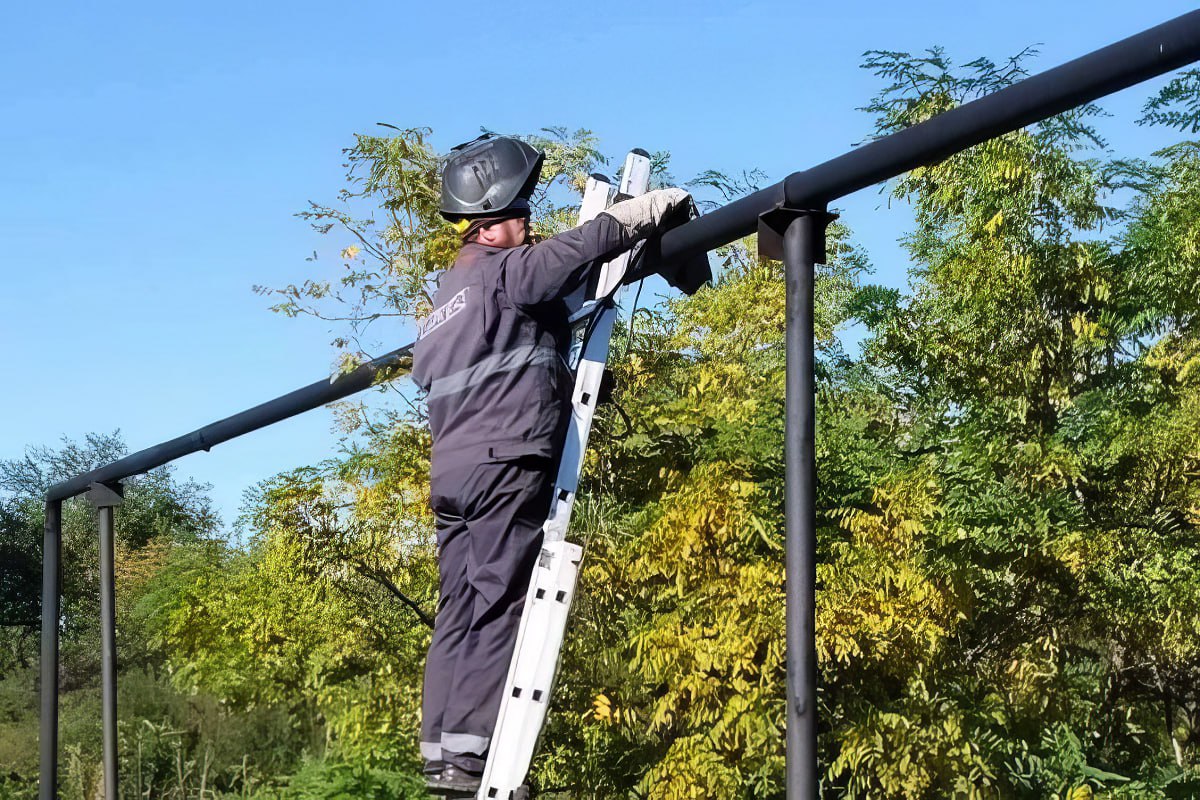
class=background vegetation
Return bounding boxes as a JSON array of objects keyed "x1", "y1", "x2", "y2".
[{"x1": 4, "y1": 50, "x2": 1200, "y2": 798}]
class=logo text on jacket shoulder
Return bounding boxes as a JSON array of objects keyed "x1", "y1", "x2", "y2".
[{"x1": 417, "y1": 287, "x2": 470, "y2": 340}]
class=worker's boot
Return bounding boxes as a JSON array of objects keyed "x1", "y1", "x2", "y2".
[{"x1": 425, "y1": 764, "x2": 482, "y2": 797}]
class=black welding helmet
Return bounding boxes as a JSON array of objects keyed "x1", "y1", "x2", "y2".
[{"x1": 439, "y1": 134, "x2": 545, "y2": 221}]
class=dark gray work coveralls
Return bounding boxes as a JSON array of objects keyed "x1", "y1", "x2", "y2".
[{"x1": 413, "y1": 213, "x2": 634, "y2": 774}]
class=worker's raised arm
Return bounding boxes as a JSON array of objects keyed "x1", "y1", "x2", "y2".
[{"x1": 500, "y1": 188, "x2": 691, "y2": 307}]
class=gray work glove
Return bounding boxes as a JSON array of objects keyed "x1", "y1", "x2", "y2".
[{"x1": 602, "y1": 187, "x2": 692, "y2": 241}]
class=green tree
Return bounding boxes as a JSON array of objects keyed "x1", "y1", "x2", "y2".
[
  {"x1": 143, "y1": 52, "x2": 1200, "y2": 797},
  {"x1": 149, "y1": 423, "x2": 438, "y2": 779},
  {"x1": 818, "y1": 48, "x2": 1200, "y2": 798},
  {"x1": 0, "y1": 433, "x2": 227, "y2": 797}
]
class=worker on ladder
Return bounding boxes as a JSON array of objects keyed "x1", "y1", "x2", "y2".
[{"x1": 413, "y1": 134, "x2": 691, "y2": 796}]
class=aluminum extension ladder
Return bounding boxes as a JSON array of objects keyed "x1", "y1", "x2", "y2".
[{"x1": 477, "y1": 149, "x2": 652, "y2": 799}]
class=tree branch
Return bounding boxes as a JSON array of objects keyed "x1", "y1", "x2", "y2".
[{"x1": 351, "y1": 561, "x2": 434, "y2": 628}]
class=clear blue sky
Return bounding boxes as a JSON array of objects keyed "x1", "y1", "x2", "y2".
[{"x1": 1, "y1": 1, "x2": 1194, "y2": 530}]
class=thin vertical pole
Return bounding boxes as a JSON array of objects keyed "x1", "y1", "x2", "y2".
[
  {"x1": 99, "y1": 505, "x2": 118, "y2": 800},
  {"x1": 40, "y1": 500, "x2": 62, "y2": 800},
  {"x1": 784, "y1": 212, "x2": 822, "y2": 798},
  {"x1": 86, "y1": 481, "x2": 124, "y2": 800}
]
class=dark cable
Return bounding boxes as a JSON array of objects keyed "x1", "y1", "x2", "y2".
[
  {"x1": 574, "y1": 241, "x2": 648, "y2": 363},
  {"x1": 622, "y1": 277, "x2": 647, "y2": 360}
]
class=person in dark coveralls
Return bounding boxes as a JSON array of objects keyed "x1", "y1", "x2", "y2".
[{"x1": 413, "y1": 135, "x2": 691, "y2": 795}]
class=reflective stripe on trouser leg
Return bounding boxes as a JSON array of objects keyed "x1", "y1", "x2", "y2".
[{"x1": 442, "y1": 732, "x2": 490, "y2": 758}]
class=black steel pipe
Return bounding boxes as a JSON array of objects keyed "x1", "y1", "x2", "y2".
[
  {"x1": 45, "y1": 345, "x2": 413, "y2": 503},
  {"x1": 39, "y1": 345, "x2": 412, "y2": 793},
  {"x1": 99, "y1": 505, "x2": 118, "y2": 800},
  {"x1": 783, "y1": 213, "x2": 824, "y2": 799},
  {"x1": 39, "y1": 500, "x2": 61, "y2": 800},
  {"x1": 658, "y1": 10, "x2": 1200, "y2": 264}
]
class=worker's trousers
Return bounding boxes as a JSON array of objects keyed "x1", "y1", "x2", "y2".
[{"x1": 420, "y1": 455, "x2": 555, "y2": 774}]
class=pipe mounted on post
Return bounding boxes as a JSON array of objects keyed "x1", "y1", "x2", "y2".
[
  {"x1": 657, "y1": 10, "x2": 1200, "y2": 266},
  {"x1": 37, "y1": 10, "x2": 1200, "y2": 799}
]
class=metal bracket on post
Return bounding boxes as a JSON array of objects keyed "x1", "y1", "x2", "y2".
[
  {"x1": 86, "y1": 481, "x2": 123, "y2": 800},
  {"x1": 758, "y1": 205, "x2": 835, "y2": 800},
  {"x1": 86, "y1": 482, "x2": 125, "y2": 509},
  {"x1": 757, "y1": 205, "x2": 837, "y2": 262}
]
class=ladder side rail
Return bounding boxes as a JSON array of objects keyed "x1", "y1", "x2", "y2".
[{"x1": 479, "y1": 151, "x2": 651, "y2": 799}]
